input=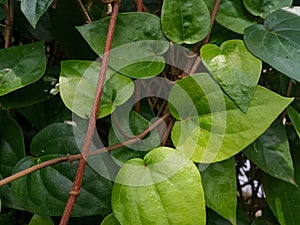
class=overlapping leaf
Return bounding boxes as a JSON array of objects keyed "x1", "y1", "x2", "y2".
[
  {"x1": 161, "y1": 0, "x2": 210, "y2": 44},
  {"x1": 77, "y1": 13, "x2": 169, "y2": 78},
  {"x1": 101, "y1": 214, "x2": 120, "y2": 225},
  {"x1": 28, "y1": 215, "x2": 54, "y2": 225},
  {"x1": 244, "y1": 8, "x2": 300, "y2": 82},
  {"x1": 11, "y1": 123, "x2": 112, "y2": 217},
  {"x1": 168, "y1": 73, "x2": 293, "y2": 163},
  {"x1": 59, "y1": 60, "x2": 134, "y2": 119},
  {"x1": 112, "y1": 147, "x2": 206, "y2": 225},
  {"x1": 287, "y1": 106, "x2": 300, "y2": 138},
  {"x1": 0, "y1": 42, "x2": 46, "y2": 96},
  {"x1": 201, "y1": 157, "x2": 237, "y2": 225},
  {"x1": 201, "y1": 40, "x2": 262, "y2": 112},
  {"x1": 244, "y1": 119, "x2": 294, "y2": 183}
]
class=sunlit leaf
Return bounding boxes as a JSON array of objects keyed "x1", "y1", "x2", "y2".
[
  {"x1": 101, "y1": 213, "x2": 120, "y2": 225},
  {"x1": 28, "y1": 214, "x2": 54, "y2": 225}
]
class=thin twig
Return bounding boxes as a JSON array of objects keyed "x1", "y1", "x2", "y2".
[
  {"x1": 136, "y1": 0, "x2": 143, "y2": 12},
  {"x1": 59, "y1": 3, "x2": 120, "y2": 225},
  {"x1": 4, "y1": 0, "x2": 14, "y2": 48},
  {"x1": 77, "y1": 0, "x2": 92, "y2": 23}
]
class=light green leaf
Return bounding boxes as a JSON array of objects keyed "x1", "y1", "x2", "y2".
[
  {"x1": 11, "y1": 123, "x2": 112, "y2": 217},
  {"x1": 109, "y1": 110, "x2": 161, "y2": 165},
  {"x1": 0, "y1": 42, "x2": 46, "y2": 96},
  {"x1": 168, "y1": 73, "x2": 293, "y2": 163},
  {"x1": 112, "y1": 147, "x2": 206, "y2": 225},
  {"x1": 59, "y1": 60, "x2": 134, "y2": 119},
  {"x1": 216, "y1": 0, "x2": 256, "y2": 34},
  {"x1": 243, "y1": 0, "x2": 292, "y2": 18},
  {"x1": 263, "y1": 147, "x2": 300, "y2": 225},
  {"x1": 20, "y1": 0, "x2": 54, "y2": 29},
  {"x1": 29, "y1": 215, "x2": 54, "y2": 225},
  {"x1": 287, "y1": 106, "x2": 300, "y2": 138},
  {"x1": 244, "y1": 8, "x2": 300, "y2": 82},
  {"x1": 201, "y1": 157, "x2": 237, "y2": 225},
  {"x1": 201, "y1": 40, "x2": 262, "y2": 112},
  {"x1": 244, "y1": 119, "x2": 294, "y2": 183},
  {"x1": 77, "y1": 13, "x2": 168, "y2": 78},
  {"x1": 161, "y1": 0, "x2": 210, "y2": 44},
  {"x1": 101, "y1": 213, "x2": 120, "y2": 225}
]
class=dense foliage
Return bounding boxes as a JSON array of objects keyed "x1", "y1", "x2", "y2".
[{"x1": 0, "y1": 0, "x2": 300, "y2": 224}]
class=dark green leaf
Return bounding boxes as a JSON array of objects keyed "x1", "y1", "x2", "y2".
[
  {"x1": 28, "y1": 215, "x2": 54, "y2": 225},
  {"x1": 0, "y1": 42, "x2": 46, "y2": 96},
  {"x1": 168, "y1": 73, "x2": 293, "y2": 163},
  {"x1": 76, "y1": 13, "x2": 168, "y2": 78},
  {"x1": 263, "y1": 147, "x2": 300, "y2": 225},
  {"x1": 11, "y1": 123, "x2": 112, "y2": 217},
  {"x1": 287, "y1": 106, "x2": 300, "y2": 138},
  {"x1": 20, "y1": 0, "x2": 54, "y2": 29},
  {"x1": 201, "y1": 158, "x2": 236, "y2": 225},
  {"x1": 109, "y1": 110, "x2": 161, "y2": 165},
  {"x1": 243, "y1": 0, "x2": 292, "y2": 18},
  {"x1": 244, "y1": 8, "x2": 300, "y2": 82},
  {"x1": 101, "y1": 214, "x2": 120, "y2": 225},
  {"x1": 59, "y1": 60, "x2": 134, "y2": 119},
  {"x1": 0, "y1": 0, "x2": 7, "y2": 4},
  {"x1": 112, "y1": 147, "x2": 206, "y2": 225},
  {"x1": 244, "y1": 119, "x2": 294, "y2": 183},
  {"x1": 201, "y1": 39, "x2": 262, "y2": 112},
  {"x1": 216, "y1": 0, "x2": 256, "y2": 34},
  {"x1": 161, "y1": 0, "x2": 210, "y2": 44},
  {"x1": 0, "y1": 5, "x2": 5, "y2": 21}
]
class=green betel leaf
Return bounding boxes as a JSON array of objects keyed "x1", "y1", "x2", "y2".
[
  {"x1": 263, "y1": 147, "x2": 300, "y2": 225},
  {"x1": 287, "y1": 106, "x2": 300, "y2": 138},
  {"x1": 101, "y1": 214, "x2": 120, "y2": 225},
  {"x1": 201, "y1": 40, "x2": 262, "y2": 112},
  {"x1": 20, "y1": 0, "x2": 53, "y2": 29},
  {"x1": 59, "y1": 60, "x2": 134, "y2": 119},
  {"x1": 0, "y1": 42, "x2": 46, "y2": 96},
  {"x1": 168, "y1": 73, "x2": 293, "y2": 163},
  {"x1": 244, "y1": 119, "x2": 295, "y2": 184},
  {"x1": 77, "y1": 13, "x2": 169, "y2": 78},
  {"x1": 28, "y1": 214, "x2": 54, "y2": 225},
  {"x1": 161, "y1": 0, "x2": 210, "y2": 44},
  {"x1": 243, "y1": 0, "x2": 292, "y2": 18},
  {"x1": 201, "y1": 157, "x2": 237, "y2": 225},
  {"x1": 112, "y1": 147, "x2": 206, "y2": 225},
  {"x1": 11, "y1": 123, "x2": 112, "y2": 217},
  {"x1": 244, "y1": 8, "x2": 300, "y2": 82},
  {"x1": 0, "y1": 111, "x2": 25, "y2": 210},
  {"x1": 109, "y1": 110, "x2": 161, "y2": 165},
  {"x1": 216, "y1": 0, "x2": 256, "y2": 34}
]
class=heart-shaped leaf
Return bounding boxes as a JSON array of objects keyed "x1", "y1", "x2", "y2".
[
  {"x1": 112, "y1": 147, "x2": 206, "y2": 225},
  {"x1": 168, "y1": 73, "x2": 293, "y2": 163},
  {"x1": 216, "y1": 0, "x2": 256, "y2": 34},
  {"x1": 201, "y1": 157, "x2": 237, "y2": 225},
  {"x1": 161, "y1": 0, "x2": 210, "y2": 44},
  {"x1": 243, "y1": 0, "x2": 292, "y2": 18},
  {"x1": 244, "y1": 119, "x2": 294, "y2": 183},
  {"x1": 20, "y1": 0, "x2": 54, "y2": 28},
  {"x1": 0, "y1": 42, "x2": 46, "y2": 96},
  {"x1": 11, "y1": 123, "x2": 112, "y2": 217},
  {"x1": 244, "y1": 8, "x2": 300, "y2": 82},
  {"x1": 287, "y1": 106, "x2": 300, "y2": 138},
  {"x1": 77, "y1": 13, "x2": 169, "y2": 78},
  {"x1": 201, "y1": 39, "x2": 262, "y2": 112},
  {"x1": 59, "y1": 60, "x2": 134, "y2": 119}
]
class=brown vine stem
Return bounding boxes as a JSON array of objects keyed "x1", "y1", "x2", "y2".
[
  {"x1": 4, "y1": 0, "x2": 14, "y2": 48},
  {"x1": 0, "y1": 112, "x2": 169, "y2": 188},
  {"x1": 136, "y1": 0, "x2": 143, "y2": 12},
  {"x1": 77, "y1": 0, "x2": 92, "y2": 23},
  {"x1": 59, "y1": 2, "x2": 120, "y2": 225}
]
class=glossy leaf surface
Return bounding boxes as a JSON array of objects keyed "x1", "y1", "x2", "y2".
[
  {"x1": 112, "y1": 147, "x2": 206, "y2": 225},
  {"x1": 243, "y1": 0, "x2": 292, "y2": 18},
  {"x1": 244, "y1": 119, "x2": 294, "y2": 183},
  {"x1": 244, "y1": 8, "x2": 300, "y2": 82},
  {"x1": 201, "y1": 40, "x2": 261, "y2": 112},
  {"x1": 201, "y1": 157, "x2": 237, "y2": 225},
  {"x1": 216, "y1": 0, "x2": 256, "y2": 34},
  {"x1": 77, "y1": 13, "x2": 168, "y2": 78},
  {"x1": 59, "y1": 60, "x2": 134, "y2": 119},
  {"x1": 169, "y1": 73, "x2": 293, "y2": 163},
  {"x1": 161, "y1": 0, "x2": 210, "y2": 44},
  {"x1": 0, "y1": 42, "x2": 46, "y2": 96}
]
